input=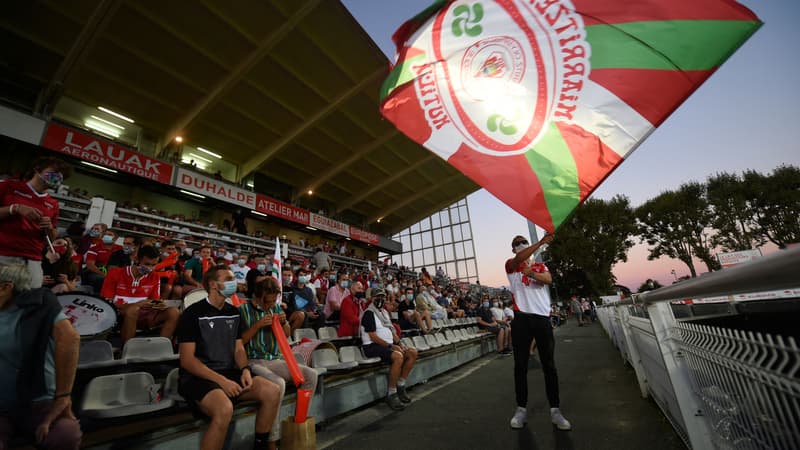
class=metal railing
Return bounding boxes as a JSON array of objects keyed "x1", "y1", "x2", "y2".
[{"x1": 598, "y1": 247, "x2": 800, "y2": 449}]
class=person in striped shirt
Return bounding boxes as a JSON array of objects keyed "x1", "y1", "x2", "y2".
[{"x1": 240, "y1": 277, "x2": 318, "y2": 449}]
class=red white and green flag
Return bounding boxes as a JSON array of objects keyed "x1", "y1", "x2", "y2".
[{"x1": 379, "y1": 0, "x2": 761, "y2": 231}]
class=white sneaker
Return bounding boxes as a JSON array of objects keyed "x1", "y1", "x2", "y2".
[
  {"x1": 510, "y1": 407, "x2": 527, "y2": 429},
  {"x1": 550, "y1": 408, "x2": 572, "y2": 430}
]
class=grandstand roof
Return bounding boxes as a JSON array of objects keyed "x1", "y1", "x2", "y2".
[{"x1": 0, "y1": 0, "x2": 479, "y2": 237}]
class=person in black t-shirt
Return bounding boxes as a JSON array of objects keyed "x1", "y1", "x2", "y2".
[{"x1": 176, "y1": 265, "x2": 280, "y2": 450}]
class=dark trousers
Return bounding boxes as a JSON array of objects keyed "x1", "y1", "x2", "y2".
[{"x1": 511, "y1": 311, "x2": 559, "y2": 408}]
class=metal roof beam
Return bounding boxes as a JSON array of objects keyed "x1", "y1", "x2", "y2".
[
  {"x1": 162, "y1": 0, "x2": 321, "y2": 142},
  {"x1": 238, "y1": 67, "x2": 386, "y2": 180},
  {"x1": 336, "y1": 153, "x2": 436, "y2": 213},
  {"x1": 34, "y1": 0, "x2": 122, "y2": 117},
  {"x1": 369, "y1": 174, "x2": 463, "y2": 224},
  {"x1": 293, "y1": 130, "x2": 396, "y2": 201}
]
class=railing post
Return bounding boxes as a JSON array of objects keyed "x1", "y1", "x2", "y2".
[
  {"x1": 647, "y1": 301, "x2": 714, "y2": 449},
  {"x1": 617, "y1": 306, "x2": 649, "y2": 399}
]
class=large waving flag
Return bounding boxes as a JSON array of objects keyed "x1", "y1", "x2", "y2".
[{"x1": 379, "y1": 0, "x2": 761, "y2": 231}]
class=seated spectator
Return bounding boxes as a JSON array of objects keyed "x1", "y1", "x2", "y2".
[
  {"x1": 183, "y1": 245, "x2": 214, "y2": 291},
  {"x1": 420, "y1": 267, "x2": 433, "y2": 286},
  {"x1": 215, "y1": 245, "x2": 233, "y2": 266},
  {"x1": 418, "y1": 286, "x2": 446, "y2": 321},
  {"x1": 0, "y1": 157, "x2": 70, "y2": 289},
  {"x1": 0, "y1": 261, "x2": 82, "y2": 449},
  {"x1": 280, "y1": 267, "x2": 305, "y2": 334},
  {"x1": 361, "y1": 289, "x2": 417, "y2": 411},
  {"x1": 41, "y1": 237, "x2": 79, "y2": 294},
  {"x1": 312, "y1": 268, "x2": 331, "y2": 305},
  {"x1": 82, "y1": 226, "x2": 120, "y2": 294},
  {"x1": 324, "y1": 271, "x2": 350, "y2": 322},
  {"x1": 231, "y1": 255, "x2": 250, "y2": 292},
  {"x1": 398, "y1": 287, "x2": 429, "y2": 333},
  {"x1": 339, "y1": 281, "x2": 367, "y2": 337},
  {"x1": 246, "y1": 256, "x2": 270, "y2": 298},
  {"x1": 107, "y1": 234, "x2": 139, "y2": 269},
  {"x1": 477, "y1": 297, "x2": 511, "y2": 355},
  {"x1": 285, "y1": 267, "x2": 324, "y2": 331},
  {"x1": 177, "y1": 265, "x2": 281, "y2": 450},
  {"x1": 100, "y1": 245, "x2": 180, "y2": 343},
  {"x1": 76, "y1": 222, "x2": 106, "y2": 258},
  {"x1": 157, "y1": 240, "x2": 183, "y2": 300},
  {"x1": 240, "y1": 277, "x2": 318, "y2": 449}
]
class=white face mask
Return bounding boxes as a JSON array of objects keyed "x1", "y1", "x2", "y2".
[{"x1": 514, "y1": 243, "x2": 527, "y2": 253}]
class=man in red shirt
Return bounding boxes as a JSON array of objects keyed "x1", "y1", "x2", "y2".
[
  {"x1": 83, "y1": 227, "x2": 121, "y2": 294},
  {"x1": 0, "y1": 156, "x2": 71, "y2": 288},
  {"x1": 100, "y1": 245, "x2": 180, "y2": 343},
  {"x1": 338, "y1": 281, "x2": 366, "y2": 337}
]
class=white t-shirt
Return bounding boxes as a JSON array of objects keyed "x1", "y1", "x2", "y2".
[
  {"x1": 231, "y1": 264, "x2": 251, "y2": 284},
  {"x1": 505, "y1": 258, "x2": 552, "y2": 317},
  {"x1": 504, "y1": 307, "x2": 515, "y2": 320},
  {"x1": 490, "y1": 307, "x2": 505, "y2": 322}
]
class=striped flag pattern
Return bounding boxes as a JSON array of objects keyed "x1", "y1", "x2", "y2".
[{"x1": 379, "y1": 0, "x2": 761, "y2": 231}]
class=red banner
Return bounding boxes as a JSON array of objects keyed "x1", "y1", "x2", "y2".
[
  {"x1": 350, "y1": 227, "x2": 379, "y2": 245},
  {"x1": 255, "y1": 194, "x2": 309, "y2": 225},
  {"x1": 41, "y1": 123, "x2": 174, "y2": 184}
]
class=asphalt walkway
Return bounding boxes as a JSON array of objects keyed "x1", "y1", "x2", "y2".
[{"x1": 318, "y1": 320, "x2": 685, "y2": 450}]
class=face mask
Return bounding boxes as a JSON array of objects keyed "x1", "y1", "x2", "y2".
[
  {"x1": 154, "y1": 242, "x2": 161, "y2": 249},
  {"x1": 298, "y1": 275, "x2": 311, "y2": 284},
  {"x1": 237, "y1": 259, "x2": 246, "y2": 266},
  {"x1": 162, "y1": 251, "x2": 171, "y2": 258},
  {"x1": 38, "y1": 171, "x2": 63, "y2": 189},
  {"x1": 329, "y1": 276, "x2": 337, "y2": 282},
  {"x1": 137, "y1": 265, "x2": 153, "y2": 276},
  {"x1": 514, "y1": 243, "x2": 528, "y2": 253},
  {"x1": 53, "y1": 245, "x2": 67, "y2": 255},
  {"x1": 193, "y1": 254, "x2": 201, "y2": 260},
  {"x1": 257, "y1": 264, "x2": 267, "y2": 272},
  {"x1": 387, "y1": 276, "x2": 392, "y2": 281},
  {"x1": 282, "y1": 276, "x2": 293, "y2": 286},
  {"x1": 373, "y1": 297, "x2": 386, "y2": 309},
  {"x1": 493, "y1": 303, "x2": 499, "y2": 308},
  {"x1": 406, "y1": 294, "x2": 414, "y2": 301},
  {"x1": 123, "y1": 245, "x2": 135, "y2": 255},
  {"x1": 220, "y1": 280, "x2": 237, "y2": 297},
  {"x1": 483, "y1": 302, "x2": 490, "y2": 308},
  {"x1": 184, "y1": 248, "x2": 193, "y2": 256},
  {"x1": 102, "y1": 235, "x2": 114, "y2": 245},
  {"x1": 340, "y1": 280, "x2": 350, "y2": 289},
  {"x1": 354, "y1": 292, "x2": 366, "y2": 299},
  {"x1": 89, "y1": 229, "x2": 101, "y2": 238}
]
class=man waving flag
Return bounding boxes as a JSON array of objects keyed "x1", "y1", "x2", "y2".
[{"x1": 379, "y1": 0, "x2": 761, "y2": 231}]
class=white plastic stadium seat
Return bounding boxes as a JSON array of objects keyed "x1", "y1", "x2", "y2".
[
  {"x1": 78, "y1": 340, "x2": 125, "y2": 369},
  {"x1": 445, "y1": 329, "x2": 461, "y2": 343},
  {"x1": 121, "y1": 337, "x2": 179, "y2": 363},
  {"x1": 424, "y1": 334, "x2": 442, "y2": 348},
  {"x1": 317, "y1": 326, "x2": 337, "y2": 340},
  {"x1": 412, "y1": 336, "x2": 431, "y2": 352},
  {"x1": 435, "y1": 333, "x2": 451, "y2": 346},
  {"x1": 311, "y1": 348, "x2": 358, "y2": 371},
  {"x1": 339, "y1": 346, "x2": 381, "y2": 365},
  {"x1": 295, "y1": 352, "x2": 326, "y2": 376},
  {"x1": 293, "y1": 328, "x2": 318, "y2": 342},
  {"x1": 81, "y1": 372, "x2": 175, "y2": 418},
  {"x1": 400, "y1": 337, "x2": 415, "y2": 349},
  {"x1": 163, "y1": 368, "x2": 184, "y2": 402}
]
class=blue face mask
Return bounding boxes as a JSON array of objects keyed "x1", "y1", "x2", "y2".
[
  {"x1": 102, "y1": 235, "x2": 114, "y2": 245},
  {"x1": 340, "y1": 280, "x2": 350, "y2": 289},
  {"x1": 38, "y1": 171, "x2": 63, "y2": 189},
  {"x1": 406, "y1": 294, "x2": 414, "y2": 301},
  {"x1": 220, "y1": 280, "x2": 237, "y2": 297},
  {"x1": 256, "y1": 264, "x2": 267, "y2": 272}
]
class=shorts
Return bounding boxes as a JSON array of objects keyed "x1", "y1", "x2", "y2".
[
  {"x1": 481, "y1": 325, "x2": 501, "y2": 335},
  {"x1": 178, "y1": 369, "x2": 245, "y2": 405},
  {"x1": 363, "y1": 343, "x2": 394, "y2": 363}
]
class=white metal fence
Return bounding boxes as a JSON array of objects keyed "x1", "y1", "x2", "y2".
[{"x1": 597, "y1": 248, "x2": 800, "y2": 450}]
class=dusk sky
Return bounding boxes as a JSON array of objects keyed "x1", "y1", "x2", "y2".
[{"x1": 344, "y1": 0, "x2": 800, "y2": 290}]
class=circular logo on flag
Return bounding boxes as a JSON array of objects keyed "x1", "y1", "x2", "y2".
[{"x1": 428, "y1": 0, "x2": 590, "y2": 156}]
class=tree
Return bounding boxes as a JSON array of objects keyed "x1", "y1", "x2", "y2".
[
  {"x1": 544, "y1": 196, "x2": 637, "y2": 297},
  {"x1": 706, "y1": 172, "x2": 764, "y2": 251},
  {"x1": 637, "y1": 278, "x2": 663, "y2": 293},
  {"x1": 636, "y1": 182, "x2": 720, "y2": 277},
  {"x1": 746, "y1": 165, "x2": 800, "y2": 249}
]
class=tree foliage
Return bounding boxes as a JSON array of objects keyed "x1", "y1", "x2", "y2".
[
  {"x1": 706, "y1": 172, "x2": 764, "y2": 251},
  {"x1": 746, "y1": 165, "x2": 800, "y2": 248},
  {"x1": 544, "y1": 196, "x2": 636, "y2": 298},
  {"x1": 636, "y1": 182, "x2": 720, "y2": 277}
]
